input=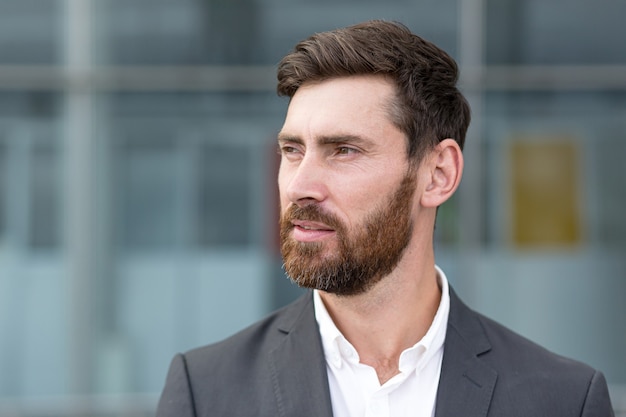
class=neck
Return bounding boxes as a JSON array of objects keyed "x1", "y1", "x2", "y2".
[{"x1": 318, "y1": 246, "x2": 441, "y2": 384}]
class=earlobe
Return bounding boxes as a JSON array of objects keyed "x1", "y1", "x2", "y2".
[{"x1": 421, "y1": 139, "x2": 464, "y2": 208}]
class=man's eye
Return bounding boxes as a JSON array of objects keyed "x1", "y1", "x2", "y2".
[
  {"x1": 280, "y1": 146, "x2": 300, "y2": 155},
  {"x1": 337, "y1": 146, "x2": 357, "y2": 155}
]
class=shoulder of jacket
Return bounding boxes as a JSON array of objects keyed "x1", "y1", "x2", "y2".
[{"x1": 474, "y1": 312, "x2": 598, "y2": 380}]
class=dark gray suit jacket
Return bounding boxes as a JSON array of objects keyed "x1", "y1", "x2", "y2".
[{"x1": 157, "y1": 288, "x2": 614, "y2": 416}]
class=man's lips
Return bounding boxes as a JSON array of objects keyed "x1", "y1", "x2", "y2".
[{"x1": 290, "y1": 220, "x2": 335, "y2": 242}]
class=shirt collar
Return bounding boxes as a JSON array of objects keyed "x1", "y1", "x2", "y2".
[
  {"x1": 314, "y1": 289, "x2": 351, "y2": 368},
  {"x1": 314, "y1": 265, "x2": 450, "y2": 373}
]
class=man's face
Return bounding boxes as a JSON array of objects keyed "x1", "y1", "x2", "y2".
[{"x1": 277, "y1": 75, "x2": 419, "y2": 296}]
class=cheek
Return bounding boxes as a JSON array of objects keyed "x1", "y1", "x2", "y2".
[
  {"x1": 348, "y1": 177, "x2": 412, "y2": 222},
  {"x1": 340, "y1": 188, "x2": 383, "y2": 227}
]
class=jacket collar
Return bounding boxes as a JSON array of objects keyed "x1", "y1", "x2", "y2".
[
  {"x1": 434, "y1": 288, "x2": 497, "y2": 417},
  {"x1": 270, "y1": 292, "x2": 334, "y2": 417}
]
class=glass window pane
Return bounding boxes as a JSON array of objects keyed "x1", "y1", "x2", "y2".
[
  {"x1": 115, "y1": 137, "x2": 180, "y2": 250},
  {"x1": 486, "y1": 0, "x2": 626, "y2": 65},
  {"x1": 592, "y1": 125, "x2": 626, "y2": 245},
  {"x1": 197, "y1": 143, "x2": 251, "y2": 247},
  {"x1": 0, "y1": 0, "x2": 61, "y2": 65},
  {"x1": 0, "y1": 93, "x2": 59, "y2": 119},
  {"x1": 0, "y1": 142, "x2": 5, "y2": 241},
  {"x1": 28, "y1": 141, "x2": 60, "y2": 249}
]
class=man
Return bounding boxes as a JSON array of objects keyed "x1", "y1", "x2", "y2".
[{"x1": 157, "y1": 20, "x2": 614, "y2": 416}]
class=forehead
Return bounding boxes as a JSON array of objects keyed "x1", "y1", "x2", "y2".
[{"x1": 280, "y1": 75, "x2": 401, "y2": 142}]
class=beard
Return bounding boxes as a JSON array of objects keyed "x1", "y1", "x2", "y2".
[{"x1": 279, "y1": 170, "x2": 417, "y2": 296}]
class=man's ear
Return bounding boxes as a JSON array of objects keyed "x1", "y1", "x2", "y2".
[{"x1": 421, "y1": 138, "x2": 464, "y2": 208}]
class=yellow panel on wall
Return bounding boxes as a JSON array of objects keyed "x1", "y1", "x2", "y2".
[{"x1": 511, "y1": 139, "x2": 582, "y2": 247}]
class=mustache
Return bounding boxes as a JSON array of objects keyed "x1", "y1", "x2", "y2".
[{"x1": 282, "y1": 204, "x2": 343, "y2": 231}]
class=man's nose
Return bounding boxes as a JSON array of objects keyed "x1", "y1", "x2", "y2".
[{"x1": 282, "y1": 154, "x2": 328, "y2": 207}]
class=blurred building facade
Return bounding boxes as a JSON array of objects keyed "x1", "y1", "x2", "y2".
[{"x1": 0, "y1": 0, "x2": 624, "y2": 415}]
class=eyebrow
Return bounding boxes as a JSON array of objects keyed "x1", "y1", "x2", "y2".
[
  {"x1": 277, "y1": 133, "x2": 303, "y2": 145},
  {"x1": 277, "y1": 133, "x2": 372, "y2": 147}
]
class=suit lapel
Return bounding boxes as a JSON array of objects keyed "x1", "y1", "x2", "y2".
[
  {"x1": 435, "y1": 289, "x2": 497, "y2": 417},
  {"x1": 269, "y1": 293, "x2": 334, "y2": 417}
]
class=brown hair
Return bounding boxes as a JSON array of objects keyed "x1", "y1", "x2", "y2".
[{"x1": 277, "y1": 20, "x2": 470, "y2": 162}]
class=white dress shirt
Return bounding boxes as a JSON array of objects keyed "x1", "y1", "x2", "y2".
[{"x1": 313, "y1": 266, "x2": 450, "y2": 417}]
